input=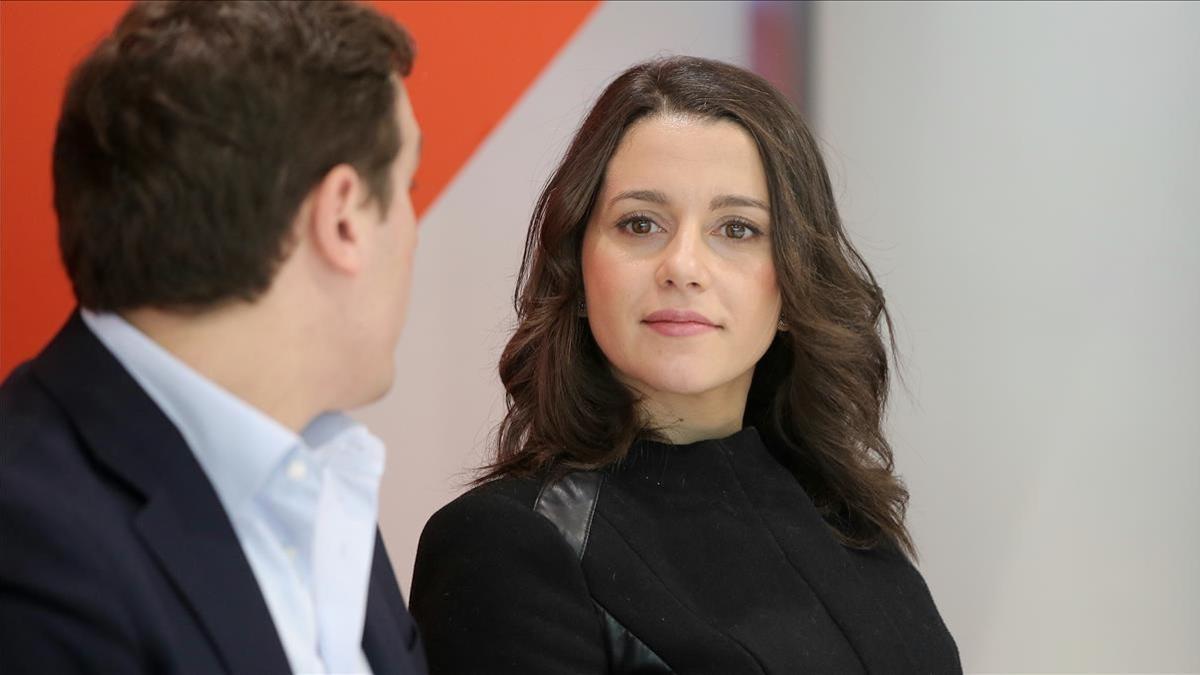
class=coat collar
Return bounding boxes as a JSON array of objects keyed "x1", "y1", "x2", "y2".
[
  {"x1": 32, "y1": 311, "x2": 292, "y2": 673},
  {"x1": 34, "y1": 311, "x2": 424, "y2": 673},
  {"x1": 723, "y1": 433, "x2": 920, "y2": 672}
]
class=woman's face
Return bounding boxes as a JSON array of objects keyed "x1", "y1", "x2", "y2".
[{"x1": 581, "y1": 114, "x2": 782, "y2": 404}]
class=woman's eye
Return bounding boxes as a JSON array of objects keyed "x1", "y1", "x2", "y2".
[
  {"x1": 621, "y1": 218, "x2": 659, "y2": 235},
  {"x1": 721, "y1": 221, "x2": 757, "y2": 239}
]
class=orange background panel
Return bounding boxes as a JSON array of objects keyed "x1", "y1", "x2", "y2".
[{"x1": 0, "y1": 0, "x2": 599, "y2": 380}]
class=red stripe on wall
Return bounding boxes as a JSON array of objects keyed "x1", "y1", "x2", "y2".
[{"x1": 0, "y1": 0, "x2": 600, "y2": 379}]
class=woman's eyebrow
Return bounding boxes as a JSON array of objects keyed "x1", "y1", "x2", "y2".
[
  {"x1": 606, "y1": 190, "x2": 769, "y2": 214},
  {"x1": 710, "y1": 194, "x2": 769, "y2": 212},
  {"x1": 608, "y1": 189, "x2": 670, "y2": 208}
]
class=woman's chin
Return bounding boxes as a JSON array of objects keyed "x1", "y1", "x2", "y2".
[{"x1": 623, "y1": 366, "x2": 733, "y2": 399}]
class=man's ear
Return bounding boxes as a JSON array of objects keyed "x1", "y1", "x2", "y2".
[{"x1": 306, "y1": 164, "x2": 371, "y2": 275}]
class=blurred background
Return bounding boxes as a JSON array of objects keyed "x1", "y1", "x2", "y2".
[{"x1": 3, "y1": 1, "x2": 1198, "y2": 671}]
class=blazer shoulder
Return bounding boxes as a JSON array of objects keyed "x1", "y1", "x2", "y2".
[
  {"x1": 0, "y1": 360, "x2": 98, "y2": 489},
  {"x1": 464, "y1": 473, "x2": 545, "y2": 508},
  {"x1": 0, "y1": 356, "x2": 137, "y2": 563},
  {"x1": 0, "y1": 363, "x2": 149, "y2": 672},
  {"x1": 410, "y1": 474, "x2": 609, "y2": 673},
  {"x1": 413, "y1": 474, "x2": 561, "y2": 575},
  {"x1": 425, "y1": 473, "x2": 546, "y2": 525},
  {"x1": 1, "y1": 361, "x2": 72, "y2": 449},
  {"x1": 839, "y1": 540, "x2": 961, "y2": 670}
]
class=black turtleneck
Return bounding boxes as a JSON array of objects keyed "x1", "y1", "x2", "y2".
[{"x1": 410, "y1": 428, "x2": 960, "y2": 674}]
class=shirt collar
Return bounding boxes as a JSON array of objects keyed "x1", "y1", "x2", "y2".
[
  {"x1": 81, "y1": 309, "x2": 302, "y2": 512},
  {"x1": 302, "y1": 412, "x2": 386, "y2": 482}
]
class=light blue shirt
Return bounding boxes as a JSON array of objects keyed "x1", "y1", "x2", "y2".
[{"x1": 81, "y1": 310, "x2": 383, "y2": 674}]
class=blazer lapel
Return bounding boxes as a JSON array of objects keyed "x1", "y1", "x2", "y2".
[
  {"x1": 32, "y1": 312, "x2": 291, "y2": 674},
  {"x1": 362, "y1": 532, "x2": 426, "y2": 675},
  {"x1": 731, "y1": 439, "x2": 918, "y2": 672}
]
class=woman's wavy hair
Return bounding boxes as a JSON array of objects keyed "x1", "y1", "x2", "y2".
[{"x1": 485, "y1": 56, "x2": 913, "y2": 556}]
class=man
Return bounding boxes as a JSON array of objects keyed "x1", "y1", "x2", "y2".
[{"x1": 0, "y1": 2, "x2": 426, "y2": 672}]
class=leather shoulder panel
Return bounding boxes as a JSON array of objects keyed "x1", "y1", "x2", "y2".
[
  {"x1": 534, "y1": 471, "x2": 673, "y2": 672},
  {"x1": 533, "y1": 471, "x2": 603, "y2": 559},
  {"x1": 600, "y1": 604, "x2": 673, "y2": 673}
]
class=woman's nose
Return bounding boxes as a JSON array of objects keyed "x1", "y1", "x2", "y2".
[{"x1": 655, "y1": 225, "x2": 711, "y2": 291}]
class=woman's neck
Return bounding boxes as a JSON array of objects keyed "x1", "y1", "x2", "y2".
[{"x1": 626, "y1": 372, "x2": 753, "y2": 445}]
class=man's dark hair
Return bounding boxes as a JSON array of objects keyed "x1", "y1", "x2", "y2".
[{"x1": 53, "y1": 0, "x2": 415, "y2": 311}]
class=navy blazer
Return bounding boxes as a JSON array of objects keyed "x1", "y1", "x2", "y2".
[{"x1": 0, "y1": 312, "x2": 427, "y2": 674}]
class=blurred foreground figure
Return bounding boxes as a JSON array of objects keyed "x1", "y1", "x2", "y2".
[
  {"x1": 0, "y1": 2, "x2": 427, "y2": 673},
  {"x1": 410, "y1": 56, "x2": 961, "y2": 674}
]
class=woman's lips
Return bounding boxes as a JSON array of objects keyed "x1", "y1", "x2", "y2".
[{"x1": 642, "y1": 309, "x2": 720, "y2": 337}]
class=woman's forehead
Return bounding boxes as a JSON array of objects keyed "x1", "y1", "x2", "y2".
[{"x1": 600, "y1": 116, "x2": 769, "y2": 207}]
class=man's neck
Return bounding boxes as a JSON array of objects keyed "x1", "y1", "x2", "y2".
[{"x1": 122, "y1": 302, "x2": 324, "y2": 433}]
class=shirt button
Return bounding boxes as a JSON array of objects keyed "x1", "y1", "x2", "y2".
[
  {"x1": 287, "y1": 459, "x2": 307, "y2": 481},
  {"x1": 284, "y1": 546, "x2": 298, "y2": 561}
]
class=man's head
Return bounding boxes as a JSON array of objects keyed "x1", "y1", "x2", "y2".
[{"x1": 53, "y1": 0, "x2": 421, "y2": 408}]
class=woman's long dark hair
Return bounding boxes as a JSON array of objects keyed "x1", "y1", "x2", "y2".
[{"x1": 483, "y1": 56, "x2": 913, "y2": 557}]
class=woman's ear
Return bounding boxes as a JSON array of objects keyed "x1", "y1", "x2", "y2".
[{"x1": 305, "y1": 164, "x2": 371, "y2": 275}]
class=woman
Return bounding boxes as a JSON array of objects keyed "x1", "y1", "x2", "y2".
[{"x1": 410, "y1": 56, "x2": 960, "y2": 674}]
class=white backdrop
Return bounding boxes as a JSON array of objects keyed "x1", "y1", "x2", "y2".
[
  {"x1": 811, "y1": 2, "x2": 1200, "y2": 672},
  {"x1": 356, "y1": 1, "x2": 1200, "y2": 671}
]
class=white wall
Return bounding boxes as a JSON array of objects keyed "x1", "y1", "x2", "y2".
[
  {"x1": 811, "y1": 2, "x2": 1200, "y2": 672},
  {"x1": 354, "y1": 1, "x2": 750, "y2": 598}
]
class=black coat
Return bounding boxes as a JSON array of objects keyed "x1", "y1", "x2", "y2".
[
  {"x1": 0, "y1": 312, "x2": 428, "y2": 674},
  {"x1": 411, "y1": 427, "x2": 960, "y2": 674}
]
